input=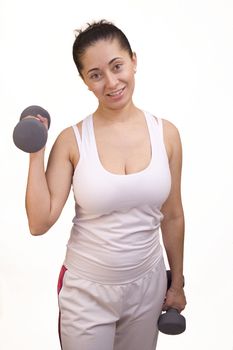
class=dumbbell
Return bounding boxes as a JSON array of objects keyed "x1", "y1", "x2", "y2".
[
  {"x1": 158, "y1": 270, "x2": 186, "y2": 335},
  {"x1": 13, "y1": 105, "x2": 51, "y2": 153}
]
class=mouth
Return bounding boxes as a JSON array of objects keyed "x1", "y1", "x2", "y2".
[{"x1": 106, "y1": 87, "x2": 125, "y2": 97}]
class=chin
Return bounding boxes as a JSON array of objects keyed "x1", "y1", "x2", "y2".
[
  {"x1": 107, "y1": 100, "x2": 131, "y2": 111},
  {"x1": 106, "y1": 90, "x2": 134, "y2": 110}
]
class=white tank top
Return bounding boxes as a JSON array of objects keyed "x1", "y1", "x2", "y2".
[{"x1": 64, "y1": 111, "x2": 171, "y2": 284}]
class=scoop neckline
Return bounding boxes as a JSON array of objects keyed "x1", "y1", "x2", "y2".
[{"x1": 90, "y1": 111, "x2": 154, "y2": 177}]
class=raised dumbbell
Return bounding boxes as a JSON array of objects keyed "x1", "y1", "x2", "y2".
[
  {"x1": 158, "y1": 270, "x2": 186, "y2": 335},
  {"x1": 13, "y1": 105, "x2": 51, "y2": 153}
]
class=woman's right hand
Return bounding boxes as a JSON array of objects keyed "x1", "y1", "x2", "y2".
[{"x1": 24, "y1": 114, "x2": 49, "y2": 130}]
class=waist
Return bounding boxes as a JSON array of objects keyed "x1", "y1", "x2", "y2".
[{"x1": 64, "y1": 228, "x2": 163, "y2": 284}]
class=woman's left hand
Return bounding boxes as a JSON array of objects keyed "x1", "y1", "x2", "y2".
[{"x1": 162, "y1": 287, "x2": 187, "y2": 313}]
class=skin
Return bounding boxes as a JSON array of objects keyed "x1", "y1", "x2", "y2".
[{"x1": 26, "y1": 38, "x2": 186, "y2": 312}]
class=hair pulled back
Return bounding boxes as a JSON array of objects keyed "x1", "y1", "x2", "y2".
[{"x1": 73, "y1": 20, "x2": 133, "y2": 76}]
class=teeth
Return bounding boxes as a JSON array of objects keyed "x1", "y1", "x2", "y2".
[{"x1": 108, "y1": 88, "x2": 123, "y2": 96}]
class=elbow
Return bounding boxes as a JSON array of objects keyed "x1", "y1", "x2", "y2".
[
  {"x1": 26, "y1": 210, "x2": 58, "y2": 236},
  {"x1": 163, "y1": 212, "x2": 184, "y2": 224},
  {"x1": 161, "y1": 204, "x2": 184, "y2": 224},
  {"x1": 28, "y1": 222, "x2": 50, "y2": 236}
]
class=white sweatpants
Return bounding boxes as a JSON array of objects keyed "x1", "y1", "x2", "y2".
[{"x1": 58, "y1": 258, "x2": 167, "y2": 350}]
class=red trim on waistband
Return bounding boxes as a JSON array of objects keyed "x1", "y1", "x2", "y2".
[{"x1": 57, "y1": 265, "x2": 67, "y2": 294}]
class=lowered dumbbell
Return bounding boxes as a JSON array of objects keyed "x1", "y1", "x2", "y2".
[
  {"x1": 158, "y1": 270, "x2": 186, "y2": 335},
  {"x1": 13, "y1": 105, "x2": 51, "y2": 153}
]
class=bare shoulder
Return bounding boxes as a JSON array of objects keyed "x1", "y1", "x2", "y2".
[
  {"x1": 161, "y1": 118, "x2": 182, "y2": 160},
  {"x1": 56, "y1": 120, "x2": 83, "y2": 142},
  {"x1": 162, "y1": 118, "x2": 180, "y2": 139},
  {"x1": 53, "y1": 126, "x2": 75, "y2": 152},
  {"x1": 49, "y1": 126, "x2": 80, "y2": 170}
]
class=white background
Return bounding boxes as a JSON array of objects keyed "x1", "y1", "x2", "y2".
[{"x1": 0, "y1": 0, "x2": 233, "y2": 349}]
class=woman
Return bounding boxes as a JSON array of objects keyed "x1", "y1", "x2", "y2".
[{"x1": 26, "y1": 20, "x2": 186, "y2": 350}]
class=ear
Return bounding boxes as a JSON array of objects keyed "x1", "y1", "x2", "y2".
[{"x1": 132, "y1": 52, "x2": 137, "y2": 72}]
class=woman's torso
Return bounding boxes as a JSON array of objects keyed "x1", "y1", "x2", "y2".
[{"x1": 64, "y1": 110, "x2": 171, "y2": 284}]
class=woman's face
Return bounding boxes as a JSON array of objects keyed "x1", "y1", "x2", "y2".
[{"x1": 81, "y1": 38, "x2": 137, "y2": 111}]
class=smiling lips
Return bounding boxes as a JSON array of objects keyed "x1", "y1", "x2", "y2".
[{"x1": 107, "y1": 87, "x2": 125, "y2": 97}]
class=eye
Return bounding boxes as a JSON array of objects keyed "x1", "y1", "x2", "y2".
[
  {"x1": 113, "y1": 63, "x2": 123, "y2": 72},
  {"x1": 89, "y1": 72, "x2": 102, "y2": 81}
]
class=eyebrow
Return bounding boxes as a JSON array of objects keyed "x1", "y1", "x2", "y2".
[{"x1": 87, "y1": 57, "x2": 123, "y2": 74}]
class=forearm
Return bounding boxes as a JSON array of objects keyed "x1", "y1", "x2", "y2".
[
  {"x1": 161, "y1": 214, "x2": 185, "y2": 290},
  {"x1": 25, "y1": 150, "x2": 52, "y2": 235}
]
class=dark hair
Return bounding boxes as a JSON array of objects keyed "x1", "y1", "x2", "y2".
[{"x1": 73, "y1": 20, "x2": 133, "y2": 76}]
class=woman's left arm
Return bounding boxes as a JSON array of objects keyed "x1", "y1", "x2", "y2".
[{"x1": 161, "y1": 119, "x2": 187, "y2": 312}]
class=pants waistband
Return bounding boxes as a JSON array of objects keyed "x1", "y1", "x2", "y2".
[{"x1": 64, "y1": 248, "x2": 164, "y2": 285}]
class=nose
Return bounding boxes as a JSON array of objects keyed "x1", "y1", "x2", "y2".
[{"x1": 105, "y1": 71, "x2": 118, "y2": 89}]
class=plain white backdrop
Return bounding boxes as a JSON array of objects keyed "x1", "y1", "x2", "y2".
[{"x1": 0, "y1": 0, "x2": 233, "y2": 349}]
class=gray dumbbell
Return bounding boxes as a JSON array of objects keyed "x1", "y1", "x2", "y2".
[
  {"x1": 13, "y1": 105, "x2": 51, "y2": 153},
  {"x1": 158, "y1": 270, "x2": 186, "y2": 335}
]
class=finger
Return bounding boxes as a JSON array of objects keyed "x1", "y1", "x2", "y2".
[
  {"x1": 36, "y1": 114, "x2": 47, "y2": 122},
  {"x1": 36, "y1": 114, "x2": 49, "y2": 128},
  {"x1": 162, "y1": 300, "x2": 186, "y2": 313},
  {"x1": 23, "y1": 115, "x2": 40, "y2": 121},
  {"x1": 162, "y1": 301, "x2": 170, "y2": 312}
]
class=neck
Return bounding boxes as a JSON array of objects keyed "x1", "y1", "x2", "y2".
[{"x1": 94, "y1": 101, "x2": 140, "y2": 124}]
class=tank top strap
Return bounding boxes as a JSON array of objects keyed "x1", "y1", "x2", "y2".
[
  {"x1": 145, "y1": 111, "x2": 164, "y2": 136},
  {"x1": 144, "y1": 111, "x2": 167, "y2": 159},
  {"x1": 156, "y1": 117, "x2": 164, "y2": 140},
  {"x1": 72, "y1": 124, "x2": 82, "y2": 153}
]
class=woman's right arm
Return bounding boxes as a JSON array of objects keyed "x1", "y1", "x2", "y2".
[{"x1": 25, "y1": 127, "x2": 75, "y2": 235}]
